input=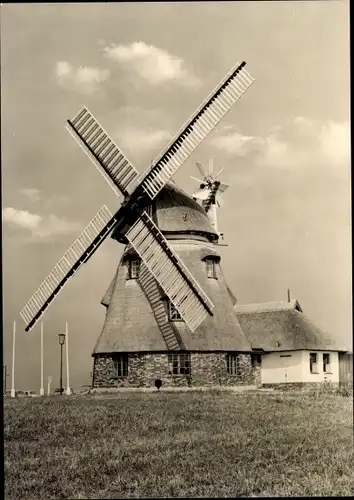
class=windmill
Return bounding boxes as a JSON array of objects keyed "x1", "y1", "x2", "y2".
[
  {"x1": 20, "y1": 61, "x2": 255, "y2": 335},
  {"x1": 191, "y1": 158, "x2": 229, "y2": 239}
]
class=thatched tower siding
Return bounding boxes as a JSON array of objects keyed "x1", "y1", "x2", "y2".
[{"x1": 91, "y1": 181, "x2": 257, "y2": 389}]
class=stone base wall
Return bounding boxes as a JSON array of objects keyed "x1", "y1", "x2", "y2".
[{"x1": 92, "y1": 352, "x2": 255, "y2": 388}]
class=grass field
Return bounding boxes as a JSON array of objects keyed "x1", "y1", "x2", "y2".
[{"x1": 4, "y1": 390, "x2": 354, "y2": 499}]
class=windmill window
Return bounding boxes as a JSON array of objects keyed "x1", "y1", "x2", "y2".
[
  {"x1": 168, "y1": 301, "x2": 183, "y2": 321},
  {"x1": 205, "y1": 258, "x2": 216, "y2": 279},
  {"x1": 309, "y1": 353, "x2": 318, "y2": 374},
  {"x1": 168, "y1": 353, "x2": 190, "y2": 375},
  {"x1": 227, "y1": 354, "x2": 241, "y2": 376},
  {"x1": 130, "y1": 259, "x2": 141, "y2": 279},
  {"x1": 113, "y1": 354, "x2": 128, "y2": 377},
  {"x1": 323, "y1": 353, "x2": 331, "y2": 373}
]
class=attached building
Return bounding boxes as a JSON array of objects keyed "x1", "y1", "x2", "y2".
[{"x1": 235, "y1": 300, "x2": 349, "y2": 387}]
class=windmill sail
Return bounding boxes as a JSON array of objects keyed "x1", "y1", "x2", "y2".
[
  {"x1": 139, "y1": 61, "x2": 254, "y2": 200},
  {"x1": 21, "y1": 206, "x2": 117, "y2": 331},
  {"x1": 22, "y1": 58, "x2": 254, "y2": 332},
  {"x1": 67, "y1": 107, "x2": 139, "y2": 197},
  {"x1": 126, "y1": 211, "x2": 214, "y2": 332}
]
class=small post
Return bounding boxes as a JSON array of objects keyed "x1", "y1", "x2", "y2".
[
  {"x1": 11, "y1": 321, "x2": 16, "y2": 398},
  {"x1": 47, "y1": 376, "x2": 52, "y2": 396},
  {"x1": 40, "y1": 322, "x2": 44, "y2": 396},
  {"x1": 287, "y1": 288, "x2": 291, "y2": 302},
  {"x1": 65, "y1": 322, "x2": 71, "y2": 395}
]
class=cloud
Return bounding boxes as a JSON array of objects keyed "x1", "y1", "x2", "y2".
[
  {"x1": 3, "y1": 207, "x2": 41, "y2": 231},
  {"x1": 115, "y1": 126, "x2": 171, "y2": 153},
  {"x1": 19, "y1": 188, "x2": 41, "y2": 202},
  {"x1": 3, "y1": 207, "x2": 81, "y2": 241},
  {"x1": 211, "y1": 118, "x2": 350, "y2": 171},
  {"x1": 103, "y1": 41, "x2": 200, "y2": 87},
  {"x1": 55, "y1": 61, "x2": 110, "y2": 94},
  {"x1": 211, "y1": 132, "x2": 258, "y2": 156}
]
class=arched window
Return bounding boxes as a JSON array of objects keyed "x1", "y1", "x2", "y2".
[
  {"x1": 129, "y1": 259, "x2": 141, "y2": 279},
  {"x1": 204, "y1": 257, "x2": 218, "y2": 279}
]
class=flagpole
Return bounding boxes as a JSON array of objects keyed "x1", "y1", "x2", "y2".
[
  {"x1": 65, "y1": 322, "x2": 71, "y2": 395},
  {"x1": 11, "y1": 321, "x2": 16, "y2": 398},
  {"x1": 40, "y1": 322, "x2": 44, "y2": 396}
]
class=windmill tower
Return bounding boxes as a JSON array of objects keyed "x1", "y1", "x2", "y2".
[
  {"x1": 191, "y1": 158, "x2": 229, "y2": 240},
  {"x1": 21, "y1": 60, "x2": 256, "y2": 388}
]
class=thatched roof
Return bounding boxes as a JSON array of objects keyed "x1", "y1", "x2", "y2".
[
  {"x1": 153, "y1": 181, "x2": 217, "y2": 241},
  {"x1": 234, "y1": 300, "x2": 348, "y2": 352},
  {"x1": 111, "y1": 181, "x2": 218, "y2": 244},
  {"x1": 94, "y1": 239, "x2": 252, "y2": 354}
]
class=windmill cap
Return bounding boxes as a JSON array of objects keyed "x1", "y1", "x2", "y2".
[{"x1": 111, "y1": 181, "x2": 218, "y2": 243}]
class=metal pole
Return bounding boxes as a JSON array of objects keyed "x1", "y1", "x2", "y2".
[
  {"x1": 65, "y1": 322, "x2": 71, "y2": 395},
  {"x1": 4, "y1": 365, "x2": 7, "y2": 395},
  {"x1": 60, "y1": 343, "x2": 63, "y2": 395},
  {"x1": 40, "y1": 322, "x2": 44, "y2": 396},
  {"x1": 11, "y1": 321, "x2": 16, "y2": 398}
]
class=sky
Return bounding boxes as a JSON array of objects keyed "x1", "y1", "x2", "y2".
[{"x1": 1, "y1": 1, "x2": 351, "y2": 392}]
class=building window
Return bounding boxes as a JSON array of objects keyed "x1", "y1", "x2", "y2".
[
  {"x1": 130, "y1": 259, "x2": 140, "y2": 279},
  {"x1": 205, "y1": 258, "x2": 216, "y2": 279},
  {"x1": 113, "y1": 354, "x2": 128, "y2": 377},
  {"x1": 323, "y1": 353, "x2": 331, "y2": 373},
  {"x1": 251, "y1": 354, "x2": 262, "y2": 367},
  {"x1": 168, "y1": 353, "x2": 190, "y2": 375},
  {"x1": 310, "y1": 353, "x2": 318, "y2": 374},
  {"x1": 168, "y1": 301, "x2": 183, "y2": 321},
  {"x1": 227, "y1": 354, "x2": 241, "y2": 376}
]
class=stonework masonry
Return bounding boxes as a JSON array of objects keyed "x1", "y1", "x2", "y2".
[{"x1": 92, "y1": 352, "x2": 256, "y2": 388}]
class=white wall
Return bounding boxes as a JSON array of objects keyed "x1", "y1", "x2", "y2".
[
  {"x1": 261, "y1": 350, "x2": 340, "y2": 384},
  {"x1": 300, "y1": 350, "x2": 339, "y2": 383},
  {"x1": 261, "y1": 351, "x2": 303, "y2": 384}
]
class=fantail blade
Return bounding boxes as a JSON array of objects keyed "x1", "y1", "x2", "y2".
[
  {"x1": 215, "y1": 166, "x2": 226, "y2": 179},
  {"x1": 192, "y1": 188, "x2": 211, "y2": 200},
  {"x1": 208, "y1": 158, "x2": 214, "y2": 175},
  {"x1": 216, "y1": 193, "x2": 225, "y2": 207},
  {"x1": 218, "y1": 182, "x2": 230, "y2": 194},
  {"x1": 190, "y1": 175, "x2": 204, "y2": 184},
  {"x1": 196, "y1": 162, "x2": 208, "y2": 178}
]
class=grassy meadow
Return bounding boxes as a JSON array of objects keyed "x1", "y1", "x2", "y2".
[{"x1": 4, "y1": 390, "x2": 354, "y2": 499}]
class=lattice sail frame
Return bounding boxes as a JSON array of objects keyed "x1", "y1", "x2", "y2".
[
  {"x1": 21, "y1": 60, "x2": 255, "y2": 332},
  {"x1": 67, "y1": 107, "x2": 139, "y2": 197},
  {"x1": 20, "y1": 206, "x2": 116, "y2": 331}
]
